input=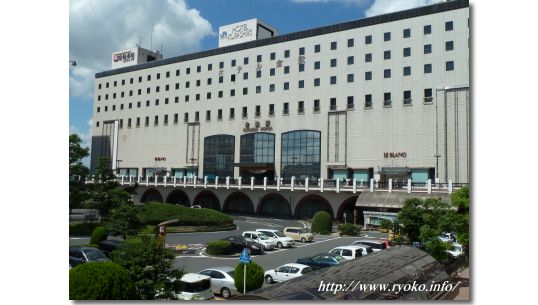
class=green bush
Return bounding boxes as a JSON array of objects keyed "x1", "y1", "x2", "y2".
[
  {"x1": 206, "y1": 240, "x2": 232, "y2": 255},
  {"x1": 234, "y1": 262, "x2": 264, "y2": 294},
  {"x1": 69, "y1": 262, "x2": 136, "y2": 300},
  {"x1": 90, "y1": 226, "x2": 108, "y2": 245},
  {"x1": 70, "y1": 222, "x2": 100, "y2": 237},
  {"x1": 311, "y1": 211, "x2": 332, "y2": 234},
  {"x1": 338, "y1": 223, "x2": 359, "y2": 236},
  {"x1": 137, "y1": 202, "x2": 233, "y2": 226}
]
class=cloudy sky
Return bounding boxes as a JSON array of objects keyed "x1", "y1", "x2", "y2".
[{"x1": 69, "y1": 0, "x2": 441, "y2": 165}]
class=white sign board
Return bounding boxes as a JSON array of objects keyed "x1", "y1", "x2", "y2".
[
  {"x1": 218, "y1": 19, "x2": 258, "y2": 48},
  {"x1": 111, "y1": 47, "x2": 138, "y2": 69}
]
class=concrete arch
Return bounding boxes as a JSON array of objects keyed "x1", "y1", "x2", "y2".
[
  {"x1": 223, "y1": 192, "x2": 255, "y2": 214},
  {"x1": 193, "y1": 190, "x2": 221, "y2": 211},
  {"x1": 257, "y1": 193, "x2": 292, "y2": 217},
  {"x1": 336, "y1": 195, "x2": 359, "y2": 223},
  {"x1": 295, "y1": 194, "x2": 334, "y2": 219},
  {"x1": 140, "y1": 188, "x2": 163, "y2": 203},
  {"x1": 165, "y1": 189, "x2": 191, "y2": 207}
]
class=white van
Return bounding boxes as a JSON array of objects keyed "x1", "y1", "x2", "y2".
[
  {"x1": 163, "y1": 273, "x2": 213, "y2": 300},
  {"x1": 242, "y1": 231, "x2": 275, "y2": 250},
  {"x1": 256, "y1": 229, "x2": 295, "y2": 248}
]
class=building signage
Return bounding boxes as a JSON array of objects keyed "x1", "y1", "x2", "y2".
[
  {"x1": 113, "y1": 50, "x2": 135, "y2": 63},
  {"x1": 154, "y1": 157, "x2": 166, "y2": 161},
  {"x1": 220, "y1": 23, "x2": 253, "y2": 42},
  {"x1": 384, "y1": 152, "x2": 407, "y2": 158},
  {"x1": 243, "y1": 120, "x2": 272, "y2": 133}
]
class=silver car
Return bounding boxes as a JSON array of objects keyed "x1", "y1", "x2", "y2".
[{"x1": 198, "y1": 266, "x2": 237, "y2": 299}]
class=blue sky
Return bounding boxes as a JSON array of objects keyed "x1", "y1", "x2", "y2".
[{"x1": 69, "y1": 0, "x2": 440, "y2": 164}]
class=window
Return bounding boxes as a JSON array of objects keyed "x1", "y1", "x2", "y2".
[
  {"x1": 330, "y1": 76, "x2": 337, "y2": 85},
  {"x1": 203, "y1": 135, "x2": 235, "y2": 179},
  {"x1": 446, "y1": 61, "x2": 454, "y2": 71},
  {"x1": 403, "y1": 90, "x2": 412, "y2": 105},
  {"x1": 145, "y1": 116, "x2": 149, "y2": 126},
  {"x1": 230, "y1": 89, "x2": 235, "y2": 96},
  {"x1": 219, "y1": 76, "x2": 223, "y2": 83},
  {"x1": 230, "y1": 108, "x2": 235, "y2": 119},
  {"x1": 424, "y1": 64, "x2": 432, "y2": 74},
  {"x1": 196, "y1": 80, "x2": 200, "y2": 87},
  {"x1": 130, "y1": 77, "x2": 134, "y2": 84},
  {"x1": 424, "y1": 44, "x2": 432, "y2": 54},
  {"x1": 156, "y1": 86, "x2": 160, "y2": 93},
  {"x1": 347, "y1": 96, "x2": 354, "y2": 109},
  {"x1": 128, "y1": 102, "x2": 132, "y2": 109},
  {"x1": 403, "y1": 47, "x2": 411, "y2": 57},
  {"x1": 257, "y1": 55, "x2": 262, "y2": 62},
  {"x1": 186, "y1": 81, "x2": 190, "y2": 88},
  {"x1": 129, "y1": 90, "x2": 133, "y2": 96},
  {"x1": 127, "y1": 118, "x2": 132, "y2": 128},
  {"x1": 331, "y1": 41, "x2": 337, "y2": 50},
  {"x1": 384, "y1": 32, "x2": 391, "y2": 41},
  {"x1": 384, "y1": 69, "x2": 391, "y2": 78},
  {"x1": 365, "y1": 35, "x2": 372, "y2": 44},
  {"x1": 384, "y1": 50, "x2": 391, "y2": 60},
  {"x1": 196, "y1": 93, "x2": 200, "y2": 101},
  {"x1": 365, "y1": 94, "x2": 372, "y2": 108},
  {"x1": 105, "y1": 106, "x2": 108, "y2": 112},
  {"x1": 218, "y1": 109, "x2": 223, "y2": 120},
  {"x1": 174, "y1": 113, "x2": 179, "y2": 124},
  {"x1": 218, "y1": 90, "x2": 223, "y2": 98},
  {"x1": 269, "y1": 104, "x2": 275, "y2": 116},
  {"x1": 122, "y1": 79, "x2": 125, "y2": 85},
  {"x1": 106, "y1": 82, "x2": 109, "y2": 88},
  {"x1": 330, "y1": 58, "x2": 337, "y2": 67},
  {"x1": 165, "y1": 84, "x2": 169, "y2": 91},
  {"x1": 112, "y1": 105, "x2": 116, "y2": 111},
  {"x1": 445, "y1": 21, "x2": 453, "y2": 31},
  {"x1": 208, "y1": 63, "x2": 212, "y2": 71},
  {"x1": 315, "y1": 44, "x2": 320, "y2": 53},
  {"x1": 137, "y1": 101, "x2": 141, "y2": 108},
  {"x1": 298, "y1": 80, "x2": 304, "y2": 88},
  {"x1": 446, "y1": 41, "x2": 454, "y2": 51},
  {"x1": 299, "y1": 64, "x2": 305, "y2": 72},
  {"x1": 314, "y1": 99, "x2": 320, "y2": 112},
  {"x1": 299, "y1": 47, "x2": 305, "y2": 55},
  {"x1": 219, "y1": 61, "x2": 224, "y2": 69},
  {"x1": 105, "y1": 94, "x2": 108, "y2": 100},
  {"x1": 270, "y1": 68, "x2": 275, "y2": 76},
  {"x1": 314, "y1": 78, "x2": 320, "y2": 87},
  {"x1": 164, "y1": 114, "x2": 168, "y2": 125},
  {"x1": 424, "y1": 88, "x2": 433, "y2": 103},
  {"x1": 284, "y1": 66, "x2": 290, "y2": 74},
  {"x1": 231, "y1": 74, "x2": 236, "y2": 82},
  {"x1": 256, "y1": 70, "x2": 261, "y2": 78},
  {"x1": 244, "y1": 57, "x2": 249, "y2": 65},
  {"x1": 147, "y1": 75, "x2": 151, "y2": 81},
  {"x1": 281, "y1": 130, "x2": 321, "y2": 180},
  {"x1": 155, "y1": 99, "x2": 159, "y2": 106},
  {"x1": 175, "y1": 83, "x2": 179, "y2": 90},
  {"x1": 243, "y1": 87, "x2": 248, "y2": 95},
  {"x1": 206, "y1": 110, "x2": 211, "y2": 121},
  {"x1": 269, "y1": 84, "x2": 275, "y2": 92},
  {"x1": 403, "y1": 28, "x2": 411, "y2": 38},
  {"x1": 384, "y1": 92, "x2": 392, "y2": 107},
  {"x1": 330, "y1": 98, "x2": 337, "y2": 111},
  {"x1": 197, "y1": 65, "x2": 201, "y2": 73},
  {"x1": 98, "y1": 84, "x2": 102, "y2": 90},
  {"x1": 347, "y1": 73, "x2": 354, "y2": 83},
  {"x1": 347, "y1": 56, "x2": 354, "y2": 65},
  {"x1": 347, "y1": 38, "x2": 354, "y2": 47},
  {"x1": 207, "y1": 92, "x2": 211, "y2": 100},
  {"x1": 270, "y1": 52, "x2": 276, "y2": 60},
  {"x1": 283, "y1": 102, "x2": 289, "y2": 114},
  {"x1": 136, "y1": 117, "x2": 140, "y2": 127},
  {"x1": 403, "y1": 66, "x2": 411, "y2": 76},
  {"x1": 195, "y1": 111, "x2": 199, "y2": 122},
  {"x1": 184, "y1": 113, "x2": 189, "y2": 123},
  {"x1": 424, "y1": 25, "x2": 431, "y2": 35},
  {"x1": 314, "y1": 61, "x2": 320, "y2": 70},
  {"x1": 138, "y1": 76, "x2": 142, "y2": 83},
  {"x1": 97, "y1": 107, "x2": 100, "y2": 113},
  {"x1": 185, "y1": 95, "x2": 190, "y2": 102},
  {"x1": 256, "y1": 85, "x2": 261, "y2": 94},
  {"x1": 365, "y1": 71, "x2": 372, "y2": 80},
  {"x1": 243, "y1": 72, "x2": 248, "y2": 80},
  {"x1": 284, "y1": 50, "x2": 290, "y2": 58},
  {"x1": 146, "y1": 100, "x2": 150, "y2": 107},
  {"x1": 207, "y1": 78, "x2": 212, "y2": 85},
  {"x1": 242, "y1": 107, "x2": 248, "y2": 118},
  {"x1": 113, "y1": 81, "x2": 117, "y2": 87},
  {"x1": 365, "y1": 53, "x2": 372, "y2": 62},
  {"x1": 298, "y1": 101, "x2": 304, "y2": 114},
  {"x1": 240, "y1": 133, "x2": 275, "y2": 165},
  {"x1": 176, "y1": 69, "x2": 180, "y2": 76},
  {"x1": 156, "y1": 73, "x2": 160, "y2": 80},
  {"x1": 97, "y1": 95, "x2": 101, "y2": 101},
  {"x1": 175, "y1": 96, "x2": 179, "y2": 103},
  {"x1": 137, "y1": 89, "x2": 141, "y2": 95},
  {"x1": 231, "y1": 59, "x2": 236, "y2": 67},
  {"x1": 255, "y1": 105, "x2": 261, "y2": 117}
]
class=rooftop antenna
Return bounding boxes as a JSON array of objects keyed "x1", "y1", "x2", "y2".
[{"x1": 150, "y1": 23, "x2": 154, "y2": 51}]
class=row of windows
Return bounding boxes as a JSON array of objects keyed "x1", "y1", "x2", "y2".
[
  {"x1": 97, "y1": 21, "x2": 456, "y2": 90},
  {"x1": 94, "y1": 89, "x2": 435, "y2": 128}
]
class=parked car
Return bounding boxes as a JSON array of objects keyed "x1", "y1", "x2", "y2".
[
  {"x1": 161, "y1": 273, "x2": 213, "y2": 300},
  {"x1": 256, "y1": 229, "x2": 295, "y2": 248},
  {"x1": 69, "y1": 246, "x2": 110, "y2": 267},
  {"x1": 296, "y1": 252, "x2": 345, "y2": 271},
  {"x1": 283, "y1": 227, "x2": 314, "y2": 243},
  {"x1": 191, "y1": 205, "x2": 202, "y2": 209},
  {"x1": 264, "y1": 263, "x2": 313, "y2": 284},
  {"x1": 439, "y1": 232, "x2": 457, "y2": 243},
  {"x1": 351, "y1": 239, "x2": 389, "y2": 252},
  {"x1": 221, "y1": 235, "x2": 264, "y2": 255},
  {"x1": 242, "y1": 231, "x2": 275, "y2": 250},
  {"x1": 446, "y1": 242, "x2": 464, "y2": 258},
  {"x1": 98, "y1": 240, "x2": 125, "y2": 258},
  {"x1": 329, "y1": 246, "x2": 366, "y2": 260},
  {"x1": 198, "y1": 267, "x2": 237, "y2": 299}
]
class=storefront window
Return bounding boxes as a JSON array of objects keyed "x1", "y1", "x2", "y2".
[
  {"x1": 281, "y1": 130, "x2": 321, "y2": 180},
  {"x1": 240, "y1": 133, "x2": 275, "y2": 163},
  {"x1": 203, "y1": 135, "x2": 235, "y2": 179}
]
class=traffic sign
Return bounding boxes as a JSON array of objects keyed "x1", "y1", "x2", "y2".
[{"x1": 239, "y1": 248, "x2": 251, "y2": 263}]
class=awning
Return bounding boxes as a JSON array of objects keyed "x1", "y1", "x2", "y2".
[{"x1": 355, "y1": 191, "x2": 451, "y2": 208}]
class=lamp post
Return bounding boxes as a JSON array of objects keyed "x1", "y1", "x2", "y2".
[{"x1": 69, "y1": 60, "x2": 77, "y2": 66}]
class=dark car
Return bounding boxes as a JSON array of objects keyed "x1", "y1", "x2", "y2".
[
  {"x1": 221, "y1": 235, "x2": 264, "y2": 255},
  {"x1": 69, "y1": 246, "x2": 110, "y2": 267},
  {"x1": 296, "y1": 252, "x2": 345, "y2": 271},
  {"x1": 98, "y1": 240, "x2": 125, "y2": 258}
]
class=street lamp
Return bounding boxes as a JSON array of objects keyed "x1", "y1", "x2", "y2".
[{"x1": 69, "y1": 60, "x2": 77, "y2": 66}]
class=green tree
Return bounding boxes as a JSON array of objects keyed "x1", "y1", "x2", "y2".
[
  {"x1": 69, "y1": 134, "x2": 90, "y2": 212},
  {"x1": 112, "y1": 235, "x2": 183, "y2": 300},
  {"x1": 380, "y1": 218, "x2": 393, "y2": 230},
  {"x1": 311, "y1": 211, "x2": 332, "y2": 234},
  {"x1": 90, "y1": 226, "x2": 108, "y2": 245},
  {"x1": 69, "y1": 262, "x2": 136, "y2": 300},
  {"x1": 234, "y1": 262, "x2": 264, "y2": 294},
  {"x1": 106, "y1": 205, "x2": 141, "y2": 239}
]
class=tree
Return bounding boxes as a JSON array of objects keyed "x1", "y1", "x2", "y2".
[
  {"x1": 69, "y1": 262, "x2": 136, "y2": 300},
  {"x1": 234, "y1": 262, "x2": 264, "y2": 293},
  {"x1": 69, "y1": 134, "x2": 90, "y2": 212},
  {"x1": 106, "y1": 205, "x2": 141, "y2": 239},
  {"x1": 380, "y1": 218, "x2": 393, "y2": 230},
  {"x1": 311, "y1": 211, "x2": 332, "y2": 234},
  {"x1": 112, "y1": 235, "x2": 183, "y2": 300}
]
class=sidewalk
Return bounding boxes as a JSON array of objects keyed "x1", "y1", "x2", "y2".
[{"x1": 451, "y1": 267, "x2": 470, "y2": 300}]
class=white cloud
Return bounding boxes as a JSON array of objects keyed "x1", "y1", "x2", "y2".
[
  {"x1": 365, "y1": 0, "x2": 443, "y2": 17},
  {"x1": 69, "y1": 0, "x2": 213, "y2": 101},
  {"x1": 292, "y1": 0, "x2": 366, "y2": 5}
]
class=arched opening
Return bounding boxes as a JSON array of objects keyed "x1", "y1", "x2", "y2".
[
  {"x1": 223, "y1": 192, "x2": 254, "y2": 214},
  {"x1": 193, "y1": 190, "x2": 221, "y2": 211},
  {"x1": 165, "y1": 189, "x2": 191, "y2": 207},
  {"x1": 140, "y1": 188, "x2": 163, "y2": 203},
  {"x1": 337, "y1": 196, "x2": 359, "y2": 224},
  {"x1": 295, "y1": 194, "x2": 334, "y2": 219},
  {"x1": 257, "y1": 193, "x2": 292, "y2": 217}
]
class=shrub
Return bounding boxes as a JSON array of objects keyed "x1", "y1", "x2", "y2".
[
  {"x1": 106, "y1": 205, "x2": 141, "y2": 239},
  {"x1": 339, "y1": 223, "x2": 359, "y2": 236},
  {"x1": 311, "y1": 211, "x2": 332, "y2": 234},
  {"x1": 69, "y1": 262, "x2": 136, "y2": 300},
  {"x1": 70, "y1": 222, "x2": 100, "y2": 237},
  {"x1": 137, "y1": 202, "x2": 233, "y2": 226},
  {"x1": 206, "y1": 240, "x2": 232, "y2": 255},
  {"x1": 234, "y1": 262, "x2": 264, "y2": 293},
  {"x1": 90, "y1": 226, "x2": 108, "y2": 245}
]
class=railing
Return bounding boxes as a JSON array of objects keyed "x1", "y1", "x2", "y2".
[{"x1": 82, "y1": 175, "x2": 467, "y2": 195}]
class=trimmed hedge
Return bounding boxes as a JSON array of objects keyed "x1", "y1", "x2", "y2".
[
  {"x1": 137, "y1": 202, "x2": 233, "y2": 226},
  {"x1": 311, "y1": 211, "x2": 333, "y2": 234},
  {"x1": 70, "y1": 262, "x2": 136, "y2": 300},
  {"x1": 234, "y1": 262, "x2": 264, "y2": 293},
  {"x1": 90, "y1": 226, "x2": 108, "y2": 245},
  {"x1": 206, "y1": 240, "x2": 232, "y2": 255},
  {"x1": 70, "y1": 222, "x2": 101, "y2": 237},
  {"x1": 339, "y1": 223, "x2": 359, "y2": 236}
]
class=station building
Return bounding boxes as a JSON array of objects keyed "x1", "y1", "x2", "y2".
[{"x1": 90, "y1": 0, "x2": 470, "y2": 225}]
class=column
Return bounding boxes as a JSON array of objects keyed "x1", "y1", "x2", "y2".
[
  {"x1": 173, "y1": 176, "x2": 177, "y2": 187},
  {"x1": 193, "y1": 176, "x2": 197, "y2": 188},
  {"x1": 120, "y1": 175, "x2": 124, "y2": 185},
  {"x1": 407, "y1": 179, "x2": 412, "y2": 193},
  {"x1": 204, "y1": 176, "x2": 207, "y2": 188},
  {"x1": 388, "y1": 178, "x2": 392, "y2": 193},
  {"x1": 163, "y1": 176, "x2": 167, "y2": 187},
  {"x1": 305, "y1": 177, "x2": 309, "y2": 192},
  {"x1": 370, "y1": 178, "x2": 374, "y2": 192},
  {"x1": 427, "y1": 179, "x2": 432, "y2": 194},
  {"x1": 215, "y1": 176, "x2": 219, "y2": 189},
  {"x1": 226, "y1": 176, "x2": 230, "y2": 189},
  {"x1": 320, "y1": 178, "x2": 324, "y2": 192},
  {"x1": 146, "y1": 176, "x2": 149, "y2": 187},
  {"x1": 238, "y1": 176, "x2": 242, "y2": 190},
  {"x1": 353, "y1": 178, "x2": 357, "y2": 194},
  {"x1": 291, "y1": 176, "x2": 295, "y2": 191},
  {"x1": 183, "y1": 176, "x2": 187, "y2": 188},
  {"x1": 263, "y1": 177, "x2": 267, "y2": 191},
  {"x1": 277, "y1": 176, "x2": 280, "y2": 191},
  {"x1": 250, "y1": 177, "x2": 254, "y2": 190},
  {"x1": 448, "y1": 180, "x2": 453, "y2": 194},
  {"x1": 336, "y1": 179, "x2": 340, "y2": 193}
]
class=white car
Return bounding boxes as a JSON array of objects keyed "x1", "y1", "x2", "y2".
[
  {"x1": 329, "y1": 246, "x2": 366, "y2": 260},
  {"x1": 256, "y1": 229, "x2": 295, "y2": 248},
  {"x1": 242, "y1": 231, "x2": 275, "y2": 250},
  {"x1": 446, "y1": 243, "x2": 464, "y2": 258},
  {"x1": 439, "y1": 232, "x2": 457, "y2": 243},
  {"x1": 160, "y1": 273, "x2": 213, "y2": 300},
  {"x1": 198, "y1": 267, "x2": 237, "y2": 299},
  {"x1": 264, "y1": 263, "x2": 313, "y2": 284}
]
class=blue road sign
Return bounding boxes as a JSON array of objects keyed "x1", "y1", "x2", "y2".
[{"x1": 239, "y1": 248, "x2": 251, "y2": 263}]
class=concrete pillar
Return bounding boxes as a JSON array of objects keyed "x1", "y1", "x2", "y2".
[
  {"x1": 155, "y1": 175, "x2": 159, "y2": 187},
  {"x1": 336, "y1": 179, "x2": 340, "y2": 193},
  {"x1": 353, "y1": 178, "x2": 357, "y2": 194},
  {"x1": 320, "y1": 178, "x2": 324, "y2": 192},
  {"x1": 305, "y1": 177, "x2": 309, "y2": 192},
  {"x1": 129, "y1": 175, "x2": 133, "y2": 185},
  {"x1": 164, "y1": 176, "x2": 167, "y2": 187},
  {"x1": 238, "y1": 176, "x2": 242, "y2": 190},
  {"x1": 121, "y1": 175, "x2": 124, "y2": 185},
  {"x1": 250, "y1": 177, "x2": 254, "y2": 190},
  {"x1": 183, "y1": 176, "x2": 187, "y2": 188},
  {"x1": 277, "y1": 176, "x2": 281, "y2": 191},
  {"x1": 407, "y1": 179, "x2": 412, "y2": 193},
  {"x1": 204, "y1": 176, "x2": 207, "y2": 188},
  {"x1": 193, "y1": 176, "x2": 197, "y2": 188},
  {"x1": 215, "y1": 176, "x2": 219, "y2": 189},
  {"x1": 388, "y1": 178, "x2": 392, "y2": 193},
  {"x1": 370, "y1": 178, "x2": 374, "y2": 192},
  {"x1": 173, "y1": 176, "x2": 177, "y2": 187},
  {"x1": 137, "y1": 176, "x2": 140, "y2": 184},
  {"x1": 146, "y1": 176, "x2": 149, "y2": 187},
  {"x1": 291, "y1": 176, "x2": 295, "y2": 191},
  {"x1": 448, "y1": 180, "x2": 453, "y2": 194},
  {"x1": 226, "y1": 176, "x2": 230, "y2": 189},
  {"x1": 427, "y1": 179, "x2": 432, "y2": 194},
  {"x1": 263, "y1": 177, "x2": 267, "y2": 191}
]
